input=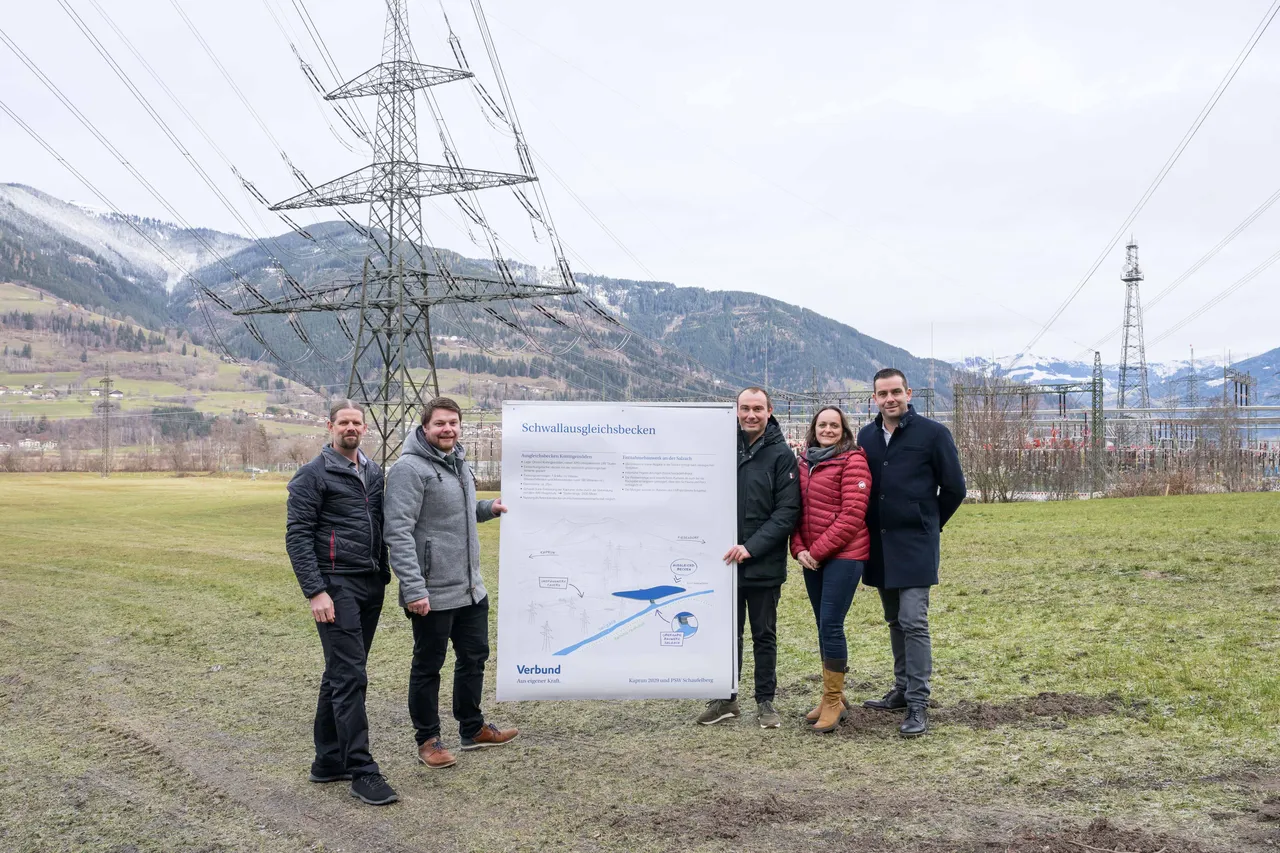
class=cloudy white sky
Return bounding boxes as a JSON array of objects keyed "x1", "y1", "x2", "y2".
[{"x1": 3, "y1": 0, "x2": 1280, "y2": 364}]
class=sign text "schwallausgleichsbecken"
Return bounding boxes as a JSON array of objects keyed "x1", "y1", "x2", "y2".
[{"x1": 520, "y1": 423, "x2": 656, "y2": 436}]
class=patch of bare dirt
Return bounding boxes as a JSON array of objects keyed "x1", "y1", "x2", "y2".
[
  {"x1": 923, "y1": 817, "x2": 1216, "y2": 853},
  {"x1": 1200, "y1": 768, "x2": 1280, "y2": 829},
  {"x1": 936, "y1": 692, "x2": 1122, "y2": 730},
  {"x1": 612, "y1": 791, "x2": 826, "y2": 842}
]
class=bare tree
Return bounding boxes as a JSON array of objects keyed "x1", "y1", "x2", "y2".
[
  {"x1": 952, "y1": 371, "x2": 1037, "y2": 502},
  {"x1": 286, "y1": 437, "x2": 317, "y2": 466},
  {"x1": 168, "y1": 439, "x2": 191, "y2": 473}
]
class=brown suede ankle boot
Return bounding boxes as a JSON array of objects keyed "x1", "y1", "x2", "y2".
[
  {"x1": 812, "y1": 666, "x2": 848, "y2": 733},
  {"x1": 805, "y1": 694, "x2": 851, "y2": 721}
]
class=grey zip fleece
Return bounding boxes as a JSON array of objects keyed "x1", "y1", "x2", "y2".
[{"x1": 383, "y1": 426, "x2": 498, "y2": 611}]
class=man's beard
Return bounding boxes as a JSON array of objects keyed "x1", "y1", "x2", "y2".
[{"x1": 337, "y1": 433, "x2": 361, "y2": 450}]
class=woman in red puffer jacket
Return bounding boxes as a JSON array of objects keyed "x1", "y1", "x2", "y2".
[{"x1": 791, "y1": 405, "x2": 872, "y2": 733}]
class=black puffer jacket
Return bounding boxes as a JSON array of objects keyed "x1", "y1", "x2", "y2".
[
  {"x1": 285, "y1": 446, "x2": 389, "y2": 599},
  {"x1": 737, "y1": 417, "x2": 801, "y2": 588}
]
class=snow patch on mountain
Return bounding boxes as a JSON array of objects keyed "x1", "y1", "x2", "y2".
[{"x1": 0, "y1": 184, "x2": 248, "y2": 290}]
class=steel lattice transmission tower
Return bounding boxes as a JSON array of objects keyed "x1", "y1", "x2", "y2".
[
  {"x1": 1115, "y1": 239, "x2": 1151, "y2": 447},
  {"x1": 235, "y1": 0, "x2": 576, "y2": 463}
]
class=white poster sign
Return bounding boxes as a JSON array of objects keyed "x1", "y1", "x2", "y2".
[{"x1": 496, "y1": 402, "x2": 738, "y2": 700}]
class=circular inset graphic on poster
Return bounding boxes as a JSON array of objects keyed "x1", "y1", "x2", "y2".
[{"x1": 671, "y1": 611, "x2": 698, "y2": 637}]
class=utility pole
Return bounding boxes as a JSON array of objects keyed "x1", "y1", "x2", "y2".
[
  {"x1": 97, "y1": 369, "x2": 113, "y2": 478},
  {"x1": 1116, "y1": 239, "x2": 1151, "y2": 447},
  {"x1": 763, "y1": 319, "x2": 770, "y2": 394},
  {"x1": 1186, "y1": 345, "x2": 1199, "y2": 408},
  {"x1": 1091, "y1": 351, "x2": 1105, "y2": 494}
]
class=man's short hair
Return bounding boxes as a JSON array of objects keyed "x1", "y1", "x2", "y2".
[
  {"x1": 872, "y1": 368, "x2": 908, "y2": 389},
  {"x1": 421, "y1": 396, "x2": 463, "y2": 425},
  {"x1": 328, "y1": 399, "x2": 365, "y2": 422},
  {"x1": 737, "y1": 386, "x2": 772, "y2": 408}
]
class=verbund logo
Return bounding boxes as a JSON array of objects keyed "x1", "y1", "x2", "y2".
[{"x1": 515, "y1": 664, "x2": 561, "y2": 675}]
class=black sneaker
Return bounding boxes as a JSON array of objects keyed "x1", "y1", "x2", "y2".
[
  {"x1": 899, "y1": 704, "x2": 928, "y2": 738},
  {"x1": 863, "y1": 687, "x2": 907, "y2": 711},
  {"x1": 308, "y1": 768, "x2": 352, "y2": 783},
  {"x1": 349, "y1": 773, "x2": 399, "y2": 806}
]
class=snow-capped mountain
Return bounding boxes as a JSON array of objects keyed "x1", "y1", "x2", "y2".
[
  {"x1": 953, "y1": 350, "x2": 1275, "y2": 404},
  {"x1": 0, "y1": 183, "x2": 248, "y2": 290}
]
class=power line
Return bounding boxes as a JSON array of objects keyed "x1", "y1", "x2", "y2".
[
  {"x1": 1081, "y1": 181, "x2": 1280, "y2": 356},
  {"x1": 0, "y1": 95, "x2": 237, "y2": 362},
  {"x1": 1017, "y1": 0, "x2": 1280, "y2": 360},
  {"x1": 0, "y1": 22, "x2": 328, "y2": 385},
  {"x1": 1147, "y1": 244, "x2": 1280, "y2": 347}
]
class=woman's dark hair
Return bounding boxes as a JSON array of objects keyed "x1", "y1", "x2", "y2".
[{"x1": 804, "y1": 406, "x2": 856, "y2": 453}]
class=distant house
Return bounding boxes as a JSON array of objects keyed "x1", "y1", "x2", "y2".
[
  {"x1": 89, "y1": 388, "x2": 101, "y2": 397},
  {"x1": 40, "y1": 392, "x2": 57, "y2": 400},
  {"x1": 41, "y1": 441, "x2": 58, "y2": 451},
  {"x1": 0, "y1": 443, "x2": 10, "y2": 451},
  {"x1": 108, "y1": 389, "x2": 124, "y2": 399},
  {"x1": 31, "y1": 383, "x2": 44, "y2": 390},
  {"x1": 18, "y1": 439, "x2": 40, "y2": 451}
]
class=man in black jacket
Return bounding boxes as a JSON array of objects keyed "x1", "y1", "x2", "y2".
[
  {"x1": 285, "y1": 401, "x2": 397, "y2": 805},
  {"x1": 698, "y1": 387, "x2": 801, "y2": 728},
  {"x1": 857, "y1": 369, "x2": 966, "y2": 737}
]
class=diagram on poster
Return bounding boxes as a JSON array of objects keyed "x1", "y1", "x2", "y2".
[{"x1": 496, "y1": 402, "x2": 737, "y2": 701}]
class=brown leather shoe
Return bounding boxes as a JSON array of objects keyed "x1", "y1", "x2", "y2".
[
  {"x1": 417, "y1": 738, "x2": 457, "y2": 769},
  {"x1": 460, "y1": 722, "x2": 519, "y2": 750}
]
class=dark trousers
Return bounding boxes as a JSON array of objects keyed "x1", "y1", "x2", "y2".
[
  {"x1": 802, "y1": 559, "x2": 863, "y2": 662},
  {"x1": 408, "y1": 596, "x2": 490, "y2": 744},
  {"x1": 731, "y1": 585, "x2": 780, "y2": 703},
  {"x1": 313, "y1": 574, "x2": 384, "y2": 778},
  {"x1": 878, "y1": 586, "x2": 932, "y2": 706}
]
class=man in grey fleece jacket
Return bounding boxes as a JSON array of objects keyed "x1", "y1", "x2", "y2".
[{"x1": 383, "y1": 397, "x2": 519, "y2": 770}]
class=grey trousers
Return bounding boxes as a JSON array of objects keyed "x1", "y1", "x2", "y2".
[{"x1": 878, "y1": 586, "x2": 932, "y2": 706}]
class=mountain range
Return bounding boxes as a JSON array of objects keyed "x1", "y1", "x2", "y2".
[
  {"x1": 0, "y1": 183, "x2": 953, "y2": 402},
  {"x1": 958, "y1": 351, "x2": 1279, "y2": 405},
  {"x1": 2, "y1": 182, "x2": 1274, "y2": 405}
]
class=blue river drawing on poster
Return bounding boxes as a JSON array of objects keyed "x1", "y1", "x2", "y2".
[{"x1": 553, "y1": 589, "x2": 712, "y2": 656}]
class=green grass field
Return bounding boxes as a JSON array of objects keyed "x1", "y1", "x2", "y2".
[{"x1": 1, "y1": 476, "x2": 1276, "y2": 852}]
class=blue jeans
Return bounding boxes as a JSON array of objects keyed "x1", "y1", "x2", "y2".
[{"x1": 802, "y1": 559, "x2": 863, "y2": 662}]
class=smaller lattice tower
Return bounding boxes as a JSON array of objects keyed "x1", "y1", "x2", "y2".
[{"x1": 1116, "y1": 239, "x2": 1151, "y2": 446}]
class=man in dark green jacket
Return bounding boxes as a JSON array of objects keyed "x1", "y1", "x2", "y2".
[{"x1": 698, "y1": 387, "x2": 801, "y2": 728}]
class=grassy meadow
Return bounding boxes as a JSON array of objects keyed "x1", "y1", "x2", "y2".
[{"x1": 0, "y1": 475, "x2": 1277, "y2": 852}]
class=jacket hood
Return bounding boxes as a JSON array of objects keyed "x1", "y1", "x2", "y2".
[{"x1": 404, "y1": 425, "x2": 468, "y2": 466}]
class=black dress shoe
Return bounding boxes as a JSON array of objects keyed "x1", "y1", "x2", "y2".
[
  {"x1": 899, "y1": 704, "x2": 928, "y2": 737},
  {"x1": 863, "y1": 687, "x2": 907, "y2": 711}
]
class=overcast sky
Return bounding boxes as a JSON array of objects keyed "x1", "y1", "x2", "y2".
[{"x1": 3, "y1": 0, "x2": 1279, "y2": 364}]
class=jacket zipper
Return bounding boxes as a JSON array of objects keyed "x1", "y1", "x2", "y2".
[
  {"x1": 435, "y1": 454, "x2": 477, "y2": 601},
  {"x1": 328, "y1": 455, "x2": 377, "y2": 568}
]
